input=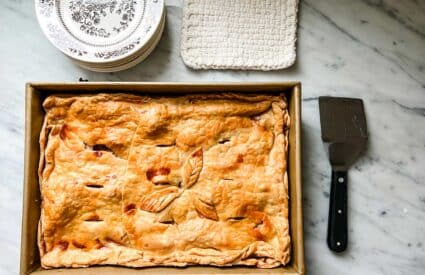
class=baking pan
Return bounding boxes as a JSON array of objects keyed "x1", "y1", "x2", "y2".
[{"x1": 21, "y1": 82, "x2": 304, "y2": 275}]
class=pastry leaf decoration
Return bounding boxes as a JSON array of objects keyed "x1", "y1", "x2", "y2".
[
  {"x1": 140, "y1": 147, "x2": 211, "y2": 222},
  {"x1": 181, "y1": 147, "x2": 203, "y2": 189},
  {"x1": 139, "y1": 187, "x2": 181, "y2": 213},
  {"x1": 193, "y1": 195, "x2": 218, "y2": 221}
]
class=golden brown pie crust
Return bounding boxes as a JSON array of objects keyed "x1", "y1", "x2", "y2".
[{"x1": 38, "y1": 93, "x2": 291, "y2": 268}]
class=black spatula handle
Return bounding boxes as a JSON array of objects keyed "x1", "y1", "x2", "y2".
[{"x1": 327, "y1": 170, "x2": 348, "y2": 252}]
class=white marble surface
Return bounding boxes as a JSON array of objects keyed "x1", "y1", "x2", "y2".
[{"x1": 1, "y1": 0, "x2": 424, "y2": 274}]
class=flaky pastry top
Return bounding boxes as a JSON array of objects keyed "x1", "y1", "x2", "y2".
[{"x1": 38, "y1": 93, "x2": 291, "y2": 268}]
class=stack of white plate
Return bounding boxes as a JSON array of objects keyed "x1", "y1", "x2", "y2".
[{"x1": 35, "y1": 0, "x2": 165, "y2": 72}]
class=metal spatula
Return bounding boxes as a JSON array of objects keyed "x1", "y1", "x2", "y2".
[{"x1": 319, "y1": 96, "x2": 368, "y2": 252}]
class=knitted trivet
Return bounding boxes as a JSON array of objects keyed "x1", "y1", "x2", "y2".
[{"x1": 181, "y1": 0, "x2": 299, "y2": 71}]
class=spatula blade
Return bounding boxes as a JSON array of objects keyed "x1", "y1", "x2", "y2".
[{"x1": 319, "y1": 96, "x2": 368, "y2": 170}]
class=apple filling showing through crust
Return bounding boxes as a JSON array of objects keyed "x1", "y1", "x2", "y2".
[{"x1": 38, "y1": 93, "x2": 291, "y2": 268}]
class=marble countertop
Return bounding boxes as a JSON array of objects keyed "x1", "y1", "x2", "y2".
[{"x1": 1, "y1": 0, "x2": 424, "y2": 274}]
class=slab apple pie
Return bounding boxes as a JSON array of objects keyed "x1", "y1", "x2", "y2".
[{"x1": 38, "y1": 93, "x2": 291, "y2": 268}]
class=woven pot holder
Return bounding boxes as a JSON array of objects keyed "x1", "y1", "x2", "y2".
[{"x1": 181, "y1": 0, "x2": 299, "y2": 71}]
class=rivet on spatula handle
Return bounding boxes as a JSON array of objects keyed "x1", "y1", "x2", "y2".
[{"x1": 327, "y1": 170, "x2": 348, "y2": 252}]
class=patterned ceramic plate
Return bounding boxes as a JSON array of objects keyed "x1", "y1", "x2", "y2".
[
  {"x1": 35, "y1": 0, "x2": 164, "y2": 63},
  {"x1": 73, "y1": 11, "x2": 165, "y2": 68},
  {"x1": 73, "y1": 12, "x2": 165, "y2": 72}
]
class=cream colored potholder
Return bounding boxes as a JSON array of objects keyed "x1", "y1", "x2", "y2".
[{"x1": 181, "y1": 0, "x2": 299, "y2": 71}]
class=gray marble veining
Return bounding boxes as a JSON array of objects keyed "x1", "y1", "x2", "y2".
[{"x1": 0, "y1": 0, "x2": 424, "y2": 274}]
